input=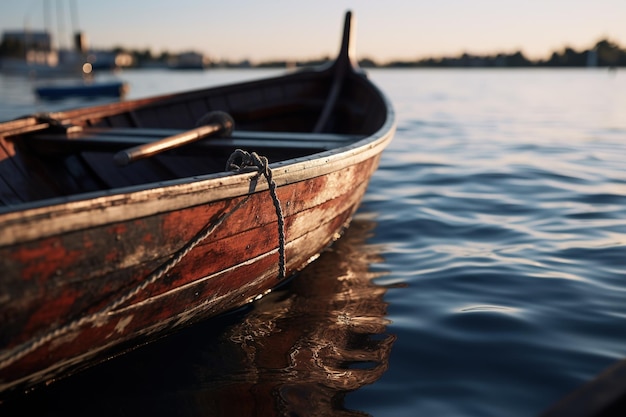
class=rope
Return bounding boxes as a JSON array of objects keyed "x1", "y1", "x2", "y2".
[
  {"x1": 0, "y1": 197, "x2": 248, "y2": 372},
  {"x1": 0, "y1": 150, "x2": 285, "y2": 371},
  {"x1": 226, "y1": 149, "x2": 286, "y2": 281}
]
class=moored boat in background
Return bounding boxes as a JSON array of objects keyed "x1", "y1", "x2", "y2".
[{"x1": 34, "y1": 79, "x2": 128, "y2": 100}]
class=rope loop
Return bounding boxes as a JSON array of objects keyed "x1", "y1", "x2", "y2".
[
  {"x1": 226, "y1": 149, "x2": 268, "y2": 176},
  {"x1": 227, "y1": 149, "x2": 286, "y2": 281}
]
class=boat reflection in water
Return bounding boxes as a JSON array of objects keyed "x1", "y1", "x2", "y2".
[{"x1": 1, "y1": 215, "x2": 396, "y2": 416}]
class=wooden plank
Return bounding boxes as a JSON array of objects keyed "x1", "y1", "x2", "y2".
[
  {"x1": 81, "y1": 127, "x2": 362, "y2": 142},
  {"x1": 186, "y1": 99, "x2": 211, "y2": 122},
  {"x1": 0, "y1": 172, "x2": 23, "y2": 205},
  {"x1": 80, "y1": 152, "x2": 171, "y2": 188},
  {"x1": 20, "y1": 129, "x2": 361, "y2": 157},
  {"x1": 131, "y1": 107, "x2": 160, "y2": 128},
  {"x1": 155, "y1": 103, "x2": 195, "y2": 128},
  {"x1": 0, "y1": 138, "x2": 63, "y2": 204},
  {"x1": 0, "y1": 140, "x2": 25, "y2": 205},
  {"x1": 152, "y1": 154, "x2": 227, "y2": 178}
]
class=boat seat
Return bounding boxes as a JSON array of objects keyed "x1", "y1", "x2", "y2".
[{"x1": 23, "y1": 128, "x2": 364, "y2": 155}]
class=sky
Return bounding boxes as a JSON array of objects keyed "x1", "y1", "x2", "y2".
[{"x1": 1, "y1": 0, "x2": 625, "y2": 63}]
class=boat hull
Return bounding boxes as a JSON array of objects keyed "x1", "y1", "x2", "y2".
[{"x1": 0, "y1": 151, "x2": 383, "y2": 392}]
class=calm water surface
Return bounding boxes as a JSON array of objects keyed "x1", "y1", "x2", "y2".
[{"x1": 1, "y1": 68, "x2": 625, "y2": 416}]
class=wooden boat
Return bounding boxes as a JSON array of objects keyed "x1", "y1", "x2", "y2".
[
  {"x1": 34, "y1": 80, "x2": 129, "y2": 100},
  {"x1": 0, "y1": 11, "x2": 395, "y2": 395}
]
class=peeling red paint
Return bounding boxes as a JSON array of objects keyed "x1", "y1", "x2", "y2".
[
  {"x1": 20, "y1": 286, "x2": 82, "y2": 342},
  {"x1": 107, "y1": 224, "x2": 128, "y2": 236},
  {"x1": 10, "y1": 238, "x2": 82, "y2": 282}
]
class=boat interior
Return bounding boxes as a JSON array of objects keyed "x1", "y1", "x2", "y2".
[{"x1": 0, "y1": 67, "x2": 386, "y2": 210}]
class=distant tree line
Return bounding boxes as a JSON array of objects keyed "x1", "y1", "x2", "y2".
[
  {"x1": 380, "y1": 39, "x2": 626, "y2": 68},
  {"x1": 127, "y1": 38, "x2": 626, "y2": 68},
  {"x1": 148, "y1": 38, "x2": 626, "y2": 68}
]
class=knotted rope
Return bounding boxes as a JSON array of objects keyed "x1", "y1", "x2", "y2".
[
  {"x1": 226, "y1": 149, "x2": 286, "y2": 281},
  {"x1": 0, "y1": 149, "x2": 286, "y2": 372}
]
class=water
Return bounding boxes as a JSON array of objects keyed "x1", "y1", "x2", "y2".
[{"x1": 1, "y1": 68, "x2": 626, "y2": 416}]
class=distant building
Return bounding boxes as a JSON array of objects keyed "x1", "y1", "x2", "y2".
[
  {"x1": 1, "y1": 29, "x2": 132, "y2": 74},
  {"x1": 1, "y1": 30, "x2": 52, "y2": 52},
  {"x1": 87, "y1": 50, "x2": 134, "y2": 70},
  {"x1": 168, "y1": 51, "x2": 209, "y2": 70},
  {"x1": 0, "y1": 30, "x2": 60, "y2": 72}
]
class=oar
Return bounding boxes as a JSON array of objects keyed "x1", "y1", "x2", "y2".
[{"x1": 113, "y1": 111, "x2": 234, "y2": 166}]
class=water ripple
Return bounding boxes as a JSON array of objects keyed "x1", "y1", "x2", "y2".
[{"x1": 351, "y1": 69, "x2": 626, "y2": 417}]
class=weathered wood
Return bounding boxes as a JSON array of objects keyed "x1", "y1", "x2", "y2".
[
  {"x1": 0, "y1": 172, "x2": 373, "y2": 391},
  {"x1": 0, "y1": 11, "x2": 395, "y2": 396}
]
